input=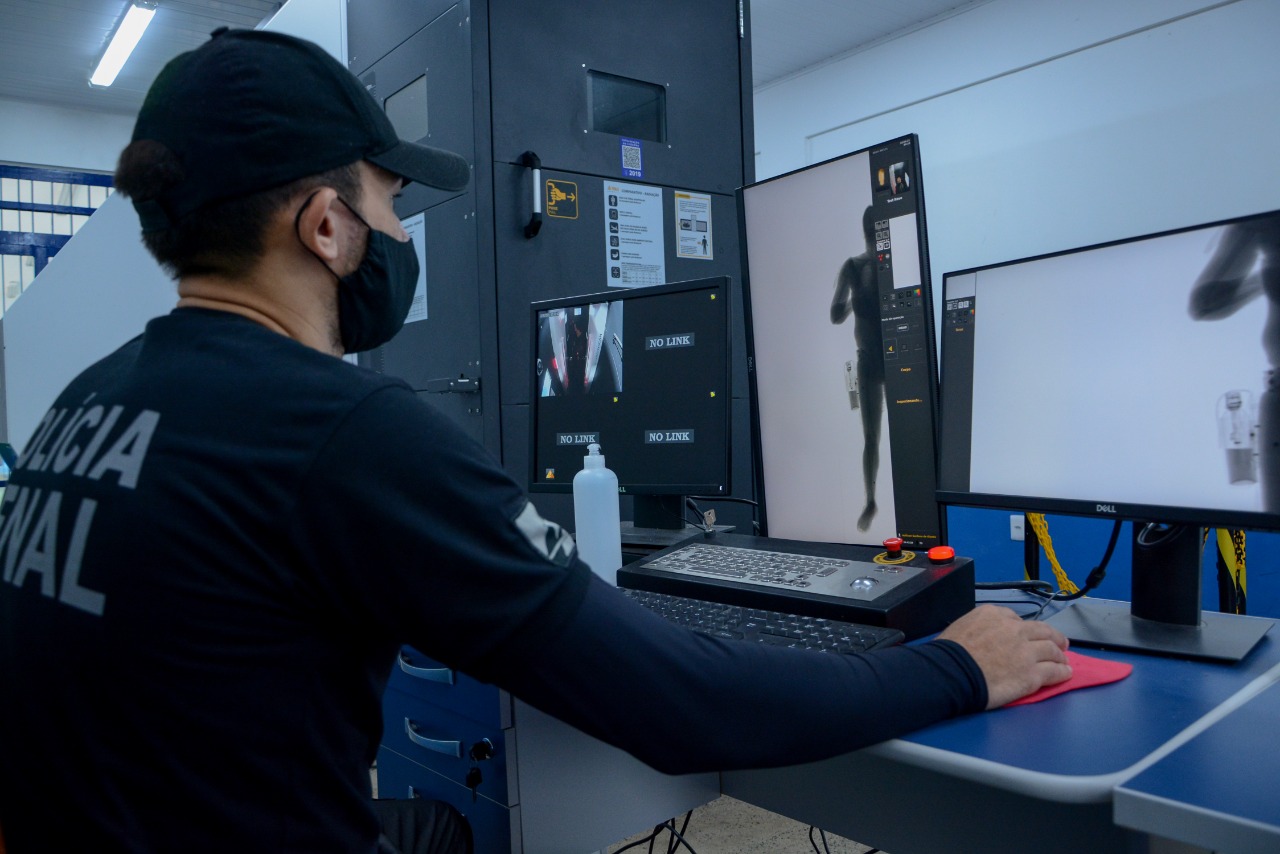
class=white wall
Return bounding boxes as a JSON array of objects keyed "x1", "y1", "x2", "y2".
[
  {"x1": 0, "y1": 97, "x2": 134, "y2": 172},
  {"x1": 0, "y1": 0, "x2": 347, "y2": 451},
  {"x1": 264, "y1": 0, "x2": 346, "y2": 59},
  {"x1": 1, "y1": 193, "x2": 176, "y2": 449},
  {"x1": 753, "y1": 0, "x2": 1280, "y2": 287}
]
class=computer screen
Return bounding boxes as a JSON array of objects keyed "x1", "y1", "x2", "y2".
[
  {"x1": 528, "y1": 277, "x2": 731, "y2": 529},
  {"x1": 938, "y1": 208, "x2": 1280, "y2": 659},
  {"x1": 738, "y1": 134, "x2": 943, "y2": 549}
]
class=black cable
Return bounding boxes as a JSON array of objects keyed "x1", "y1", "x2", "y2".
[
  {"x1": 608, "y1": 814, "x2": 697, "y2": 854},
  {"x1": 688, "y1": 495, "x2": 759, "y2": 508},
  {"x1": 975, "y1": 580, "x2": 1056, "y2": 594},
  {"x1": 666, "y1": 811, "x2": 693, "y2": 854},
  {"x1": 807, "y1": 825, "x2": 829, "y2": 854},
  {"x1": 806, "y1": 826, "x2": 879, "y2": 854},
  {"x1": 1139, "y1": 521, "x2": 1183, "y2": 548},
  {"x1": 611, "y1": 821, "x2": 677, "y2": 854},
  {"x1": 683, "y1": 497, "x2": 714, "y2": 533},
  {"x1": 657, "y1": 819, "x2": 696, "y2": 854},
  {"x1": 1043, "y1": 520, "x2": 1123, "y2": 603},
  {"x1": 609, "y1": 830, "x2": 658, "y2": 853},
  {"x1": 982, "y1": 598, "x2": 1055, "y2": 620},
  {"x1": 687, "y1": 495, "x2": 762, "y2": 534},
  {"x1": 976, "y1": 579, "x2": 1057, "y2": 619},
  {"x1": 993, "y1": 520, "x2": 1125, "y2": 620}
]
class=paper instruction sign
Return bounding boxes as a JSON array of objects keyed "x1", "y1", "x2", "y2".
[
  {"x1": 675, "y1": 191, "x2": 713, "y2": 260},
  {"x1": 603, "y1": 180, "x2": 666, "y2": 288},
  {"x1": 401, "y1": 212, "x2": 428, "y2": 324}
]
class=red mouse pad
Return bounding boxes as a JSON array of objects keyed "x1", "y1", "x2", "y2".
[{"x1": 1005, "y1": 650, "x2": 1133, "y2": 706}]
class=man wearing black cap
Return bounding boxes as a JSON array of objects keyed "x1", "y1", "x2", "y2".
[{"x1": 0, "y1": 29, "x2": 1070, "y2": 854}]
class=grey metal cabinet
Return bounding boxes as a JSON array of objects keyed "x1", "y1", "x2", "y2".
[{"x1": 346, "y1": 2, "x2": 753, "y2": 848}]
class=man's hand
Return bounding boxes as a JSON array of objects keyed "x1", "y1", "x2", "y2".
[{"x1": 937, "y1": 604, "x2": 1072, "y2": 709}]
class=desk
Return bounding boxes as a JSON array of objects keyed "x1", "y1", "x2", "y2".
[
  {"x1": 1115, "y1": 681, "x2": 1280, "y2": 853},
  {"x1": 722, "y1": 600, "x2": 1280, "y2": 854}
]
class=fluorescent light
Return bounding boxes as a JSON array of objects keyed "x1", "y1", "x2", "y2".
[{"x1": 90, "y1": 2, "x2": 157, "y2": 88}]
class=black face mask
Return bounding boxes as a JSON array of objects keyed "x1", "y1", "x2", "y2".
[{"x1": 297, "y1": 193, "x2": 420, "y2": 354}]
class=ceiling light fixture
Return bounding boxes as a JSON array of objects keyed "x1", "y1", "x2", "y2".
[{"x1": 89, "y1": 1, "x2": 158, "y2": 88}]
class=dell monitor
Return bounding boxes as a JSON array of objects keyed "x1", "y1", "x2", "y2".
[
  {"x1": 739, "y1": 134, "x2": 944, "y2": 549},
  {"x1": 938, "y1": 208, "x2": 1280, "y2": 661},
  {"x1": 529, "y1": 277, "x2": 731, "y2": 530}
]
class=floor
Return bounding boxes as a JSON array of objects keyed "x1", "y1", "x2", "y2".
[
  {"x1": 374, "y1": 767, "x2": 882, "y2": 853},
  {"x1": 604, "y1": 795, "x2": 879, "y2": 854}
]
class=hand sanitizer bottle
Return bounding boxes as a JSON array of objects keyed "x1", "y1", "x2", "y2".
[{"x1": 573, "y1": 443, "x2": 622, "y2": 584}]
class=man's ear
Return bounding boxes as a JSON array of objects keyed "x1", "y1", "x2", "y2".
[{"x1": 293, "y1": 187, "x2": 346, "y2": 267}]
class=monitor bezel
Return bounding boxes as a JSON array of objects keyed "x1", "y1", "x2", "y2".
[
  {"x1": 937, "y1": 206, "x2": 1280, "y2": 535},
  {"x1": 736, "y1": 132, "x2": 947, "y2": 546},
  {"x1": 526, "y1": 276, "x2": 733, "y2": 497}
]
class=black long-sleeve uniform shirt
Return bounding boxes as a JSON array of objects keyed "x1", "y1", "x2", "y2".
[{"x1": 0, "y1": 309, "x2": 985, "y2": 853}]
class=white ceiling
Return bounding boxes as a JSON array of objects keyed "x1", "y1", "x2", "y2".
[
  {"x1": 0, "y1": 0, "x2": 285, "y2": 116},
  {"x1": 0, "y1": 0, "x2": 982, "y2": 117}
]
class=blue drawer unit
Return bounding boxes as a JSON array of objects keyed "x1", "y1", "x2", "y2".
[
  {"x1": 389, "y1": 646, "x2": 508, "y2": 729},
  {"x1": 381, "y1": 684, "x2": 516, "y2": 806},
  {"x1": 377, "y1": 747, "x2": 518, "y2": 854}
]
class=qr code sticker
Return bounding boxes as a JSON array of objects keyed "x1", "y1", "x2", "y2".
[{"x1": 621, "y1": 139, "x2": 642, "y2": 177}]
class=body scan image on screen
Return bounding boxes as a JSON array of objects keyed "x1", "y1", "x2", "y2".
[
  {"x1": 938, "y1": 208, "x2": 1280, "y2": 660},
  {"x1": 537, "y1": 302, "x2": 624, "y2": 398},
  {"x1": 940, "y1": 209, "x2": 1280, "y2": 522},
  {"x1": 739, "y1": 134, "x2": 942, "y2": 548},
  {"x1": 530, "y1": 278, "x2": 731, "y2": 527}
]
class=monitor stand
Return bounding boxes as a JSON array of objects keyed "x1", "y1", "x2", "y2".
[
  {"x1": 621, "y1": 496, "x2": 733, "y2": 553},
  {"x1": 631, "y1": 495, "x2": 689, "y2": 531},
  {"x1": 1045, "y1": 523, "x2": 1274, "y2": 663}
]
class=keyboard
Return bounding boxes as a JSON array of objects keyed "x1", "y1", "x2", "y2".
[
  {"x1": 620, "y1": 587, "x2": 904, "y2": 654},
  {"x1": 643, "y1": 542, "x2": 851, "y2": 589}
]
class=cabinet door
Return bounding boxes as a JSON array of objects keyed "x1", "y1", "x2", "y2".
[
  {"x1": 488, "y1": 0, "x2": 745, "y2": 195},
  {"x1": 493, "y1": 160, "x2": 754, "y2": 527},
  {"x1": 356, "y1": 4, "x2": 474, "y2": 216},
  {"x1": 389, "y1": 646, "x2": 508, "y2": 729},
  {"x1": 347, "y1": 0, "x2": 461, "y2": 75},
  {"x1": 352, "y1": 5, "x2": 492, "y2": 449},
  {"x1": 493, "y1": 163, "x2": 746, "y2": 409},
  {"x1": 382, "y1": 686, "x2": 516, "y2": 806},
  {"x1": 377, "y1": 747, "x2": 518, "y2": 854}
]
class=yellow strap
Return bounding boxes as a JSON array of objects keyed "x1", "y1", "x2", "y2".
[
  {"x1": 1216, "y1": 528, "x2": 1247, "y2": 596},
  {"x1": 1027, "y1": 512, "x2": 1080, "y2": 594}
]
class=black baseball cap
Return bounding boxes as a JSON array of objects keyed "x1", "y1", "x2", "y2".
[{"x1": 129, "y1": 28, "x2": 470, "y2": 231}]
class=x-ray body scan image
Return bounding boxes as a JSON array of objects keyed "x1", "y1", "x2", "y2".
[
  {"x1": 1189, "y1": 212, "x2": 1280, "y2": 512},
  {"x1": 831, "y1": 205, "x2": 886, "y2": 532}
]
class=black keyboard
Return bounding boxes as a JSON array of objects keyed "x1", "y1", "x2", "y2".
[{"x1": 620, "y1": 588, "x2": 904, "y2": 654}]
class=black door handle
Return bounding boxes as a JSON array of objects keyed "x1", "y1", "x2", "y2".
[{"x1": 519, "y1": 151, "x2": 542, "y2": 239}]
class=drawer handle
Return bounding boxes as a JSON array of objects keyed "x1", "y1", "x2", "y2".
[
  {"x1": 404, "y1": 718, "x2": 462, "y2": 758},
  {"x1": 398, "y1": 652, "x2": 456, "y2": 685}
]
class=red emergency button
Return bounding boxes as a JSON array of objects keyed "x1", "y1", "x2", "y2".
[
  {"x1": 927, "y1": 545, "x2": 956, "y2": 564},
  {"x1": 882, "y1": 537, "x2": 904, "y2": 558}
]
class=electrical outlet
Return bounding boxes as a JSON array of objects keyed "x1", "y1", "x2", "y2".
[{"x1": 1010, "y1": 514, "x2": 1026, "y2": 542}]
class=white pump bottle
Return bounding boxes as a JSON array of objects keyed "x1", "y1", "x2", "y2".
[{"x1": 572, "y1": 443, "x2": 622, "y2": 584}]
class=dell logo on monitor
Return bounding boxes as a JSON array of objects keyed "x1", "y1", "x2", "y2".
[{"x1": 1096, "y1": 504, "x2": 1117, "y2": 514}]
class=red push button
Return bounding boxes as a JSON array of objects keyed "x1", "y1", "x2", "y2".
[
  {"x1": 927, "y1": 545, "x2": 955, "y2": 564},
  {"x1": 882, "y1": 537, "x2": 904, "y2": 558}
]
